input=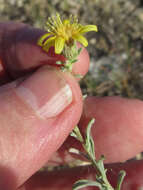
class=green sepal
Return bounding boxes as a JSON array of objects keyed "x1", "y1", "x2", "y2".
[
  {"x1": 56, "y1": 61, "x2": 64, "y2": 65},
  {"x1": 69, "y1": 59, "x2": 78, "y2": 64},
  {"x1": 78, "y1": 47, "x2": 82, "y2": 54}
]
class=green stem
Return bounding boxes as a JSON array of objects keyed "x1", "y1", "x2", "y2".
[
  {"x1": 71, "y1": 122, "x2": 125, "y2": 190},
  {"x1": 82, "y1": 144, "x2": 114, "y2": 190}
]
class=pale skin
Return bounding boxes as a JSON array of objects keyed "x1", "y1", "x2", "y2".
[{"x1": 0, "y1": 22, "x2": 143, "y2": 190}]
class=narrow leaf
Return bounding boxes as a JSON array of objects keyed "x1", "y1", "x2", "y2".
[
  {"x1": 70, "y1": 131, "x2": 78, "y2": 139},
  {"x1": 71, "y1": 126, "x2": 84, "y2": 142},
  {"x1": 78, "y1": 47, "x2": 82, "y2": 55},
  {"x1": 116, "y1": 170, "x2": 126, "y2": 190},
  {"x1": 82, "y1": 94, "x2": 87, "y2": 100},
  {"x1": 70, "y1": 59, "x2": 78, "y2": 64},
  {"x1": 69, "y1": 148, "x2": 89, "y2": 160},
  {"x1": 69, "y1": 148, "x2": 80, "y2": 155},
  {"x1": 72, "y1": 179, "x2": 102, "y2": 190},
  {"x1": 86, "y1": 119, "x2": 95, "y2": 144},
  {"x1": 89, "y1": 137, "x2": 95, "y2": 158},
  {"x1": 96, "y1": 156, "x2": 107, "y2": 179},
  {"x1": 85, "y1": 119, "x2": 95, "y2": 157},
  {"x1": 56, "y1": 61, "x2": 63, "y2": 65}
]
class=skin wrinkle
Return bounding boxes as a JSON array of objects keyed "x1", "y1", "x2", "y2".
[
  {"x1": 0, "y1": 98, "x2": 33, "y2": 166},
  {"x1": 2, "y1": 92, "x2": 49, "y2": 184}
]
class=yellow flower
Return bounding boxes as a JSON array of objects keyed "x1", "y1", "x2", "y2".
[{"x1": 38, "y1": 13, "x2": 98, "y2": 54}]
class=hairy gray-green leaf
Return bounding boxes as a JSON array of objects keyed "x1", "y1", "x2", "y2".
[
  {"x1": 69, "y1": 147, "x2": 80, "y2": 155},
  {"x1": 70, "y1": 126, "x2": 84, "y2": 142},
  {"x1": 97, "y1": 156, "x2": 106, "y2": 176},
  {"x1": 72, "y1": 179, "x2": 102, "y2": 190},
  {"x1": 70, "y1": 59, "x2": 78, "y2": 64},
  {"x1": 83, "y1": 94, "x2": 87, "y2": 100},
  {"x1": 115, "y1": 170, "x2": 126, "y2": 190},
  {"x1": 85, "y1": 118, "x2": 95, "y2": 158}
]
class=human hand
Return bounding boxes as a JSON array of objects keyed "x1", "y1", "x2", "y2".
[
  {"x1": 0, "y1": 21, "x2": 89, "y2": 190},
  {"x1": 0, "y1": 22, "x2": 143, "y2": 190},
  {"x1": 20, "y1": 97, "x2": 143, "y2": 190}
]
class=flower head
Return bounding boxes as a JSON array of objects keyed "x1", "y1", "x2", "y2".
[{"x1": 38, "y1": 13, "x2": 98, "y2": 54}]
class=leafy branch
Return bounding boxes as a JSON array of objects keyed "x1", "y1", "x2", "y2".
[{"x1": 70, "y1": 119, "x2": 126, "y2": 190}]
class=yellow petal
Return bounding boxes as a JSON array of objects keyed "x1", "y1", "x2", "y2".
[
  {"x1": 55, "y1": 37, "x2": 65, "y2": 54},
  {"x1": 79, "y1": 25, "x2": 98, "y2": 34},
  {"x1": 42, "y1": 40, "x2": 55, "y2": 52},
  {"x1": 37, "y1": 33, "x2": 53, "y2": 46},
  {"x1": 73, "y1": 34, "x2": 88, "y2": 47},
  {"x1": 43, "y1": 36, "x2": 56, "y2": 46}
]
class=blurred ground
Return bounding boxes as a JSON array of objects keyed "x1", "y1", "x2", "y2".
[{"x1": 0, "y1": 0, "x2": 143, "y2": 99}]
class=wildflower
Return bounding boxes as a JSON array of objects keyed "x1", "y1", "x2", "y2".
[{"x1": 38, "y1": 13, "x2": 98, "y2": 54}]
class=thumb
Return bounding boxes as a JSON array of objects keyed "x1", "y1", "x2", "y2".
[{"x1": 0, "y1": 66, "x2": 82, "y2": 189}]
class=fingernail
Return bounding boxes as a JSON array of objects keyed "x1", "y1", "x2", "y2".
[{"x1": 15, "y1": 67, "x2": 73, "y2": 118}]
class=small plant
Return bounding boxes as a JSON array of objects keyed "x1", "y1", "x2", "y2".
[
  {"x1": 38, "y1": 13, "x2": 125, "y2": 190},
  {"x1": 70, "y1": 119, "x2": 126, "y2": 190}
]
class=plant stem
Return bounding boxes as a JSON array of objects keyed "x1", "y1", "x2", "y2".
[{"x1": 82, "y1": 143, "x2": 114, "y2": 190}]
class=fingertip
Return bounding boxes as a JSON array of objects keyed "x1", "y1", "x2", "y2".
[
  {"x1": 72, "y1": 44, "x2": 90, "y2": 78},
  {"x1": 80, "y1": 96, "x2": 143, "y2": 163}
]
